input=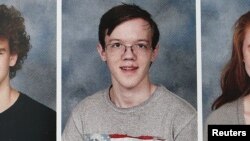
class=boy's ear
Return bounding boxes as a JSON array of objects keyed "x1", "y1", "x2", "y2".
[
  {"x1": 151, "y1": 44, "x2": 159, "y2": 62},
  {"x1": 9, "y1": 53, "x2": 18, "y2": 67},
  {"x1": 97, "y1": 43, "x2": 107, "y2": 61}
]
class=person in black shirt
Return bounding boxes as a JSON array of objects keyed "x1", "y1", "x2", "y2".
[{"x1": 0, "y1": 4, "x2": 56, "y2": 141}]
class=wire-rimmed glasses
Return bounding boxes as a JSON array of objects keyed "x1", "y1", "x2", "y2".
[{"x1": 106, "y1": 41, "x2": 152, "y2": 55}]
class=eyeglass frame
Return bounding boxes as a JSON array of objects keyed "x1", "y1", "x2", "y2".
[{"x1": 105, "y1": 41, "x2": 153, "y2": 54}]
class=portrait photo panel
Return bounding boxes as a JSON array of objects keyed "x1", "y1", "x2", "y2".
[
  {"x1": 1, "y1": 0, "x2": 56, "y2": 111},
  {"x1": 62, "y1": 0, "x2": 197, "y2": 132}
]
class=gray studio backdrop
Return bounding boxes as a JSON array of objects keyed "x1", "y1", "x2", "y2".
[
  {"x1": 202, "y1": 0, "x2": 250, "y2": 124},
  {"x1": 62, "y1": 0, "x2": 196, "y2": 130},
  {"x1": 1, "y1": 0, "x2": 56, "y2": 111}
]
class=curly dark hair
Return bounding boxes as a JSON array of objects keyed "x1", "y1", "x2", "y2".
[{"x1": 0, "y1": 4, "x2": 31, "y2": 79}]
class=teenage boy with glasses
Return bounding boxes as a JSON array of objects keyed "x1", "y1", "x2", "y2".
[{"x1": 63, "y1": 3, "x2": 197, "y2": 141}]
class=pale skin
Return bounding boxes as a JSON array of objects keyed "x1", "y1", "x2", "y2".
[
  {"x1": 97, "y1": 18, "x2": 159, "y2": 108},
  {"x1": 244, "y1": 94, "x2": 250, "y2": 124},
  {"x1": 0, "y1": 38, "x2": 19, "y2": 113},
  {"x1": 243, "y1": 27, "x2": 250, "y2": 124}
]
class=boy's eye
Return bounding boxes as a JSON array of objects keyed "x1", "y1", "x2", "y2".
[
  {"x1": 112, "y1": 43, "x2": 122, "y2": 48},
  {"x1": 0, "y1": 50, "x2": 5, "y2": 55},
  {"x1": 136, "y1": 44, "x2": 147, "y2": 49}
]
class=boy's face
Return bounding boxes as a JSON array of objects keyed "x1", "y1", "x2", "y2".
[
  {"x1": 97, "y1": 18, "x2": 159, "y2": 89},
  {"x1": 0, "y1": 38, "x2": 17, "y2": 85}
]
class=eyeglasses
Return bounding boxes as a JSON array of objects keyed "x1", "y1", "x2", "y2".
[{"x1": 106, "y1": 42, "x2": 152, "y2": 54}]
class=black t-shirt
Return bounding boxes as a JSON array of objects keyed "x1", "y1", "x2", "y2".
[{"x1": 0, "y1": 93, "x2": 56, "y2": 141}]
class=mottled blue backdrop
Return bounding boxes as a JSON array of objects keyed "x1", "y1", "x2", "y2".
[
  {"x1": 202, "y1": 0, "x2": 250, "y2": 123},
  {"x1": 62, "y1": 0, "x2": 196, "y2": 130},
  {"x1": 1, "y1": 0, "x2": 56, "y2": 111}
]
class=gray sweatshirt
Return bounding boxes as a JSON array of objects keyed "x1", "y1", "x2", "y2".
[
  {"x1": 203, "y1": 98, "x2": 245, "y2": 141},
  {"x1": 62, "y1": 85, "x2": 197, "y2": 141}
]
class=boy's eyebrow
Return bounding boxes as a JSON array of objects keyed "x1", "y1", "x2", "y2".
[
  {"x1": 136, "y1": 39, "x2": 150, "y2": 43},
  {"x1": 0, "y1": 48, "x2": 7, "y2": 52},
  {"x1": 108, "y1": 39, "x2": 150, "y2": 43},
  {"x1": 108, "y1": 39, "x2": 121, "y2": 42}
]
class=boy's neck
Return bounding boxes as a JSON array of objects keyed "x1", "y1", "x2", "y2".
[
  {"x1": 109, "y1": 82, "x2": 157, "y2": 108},
  {"x1": 0, "y1": 85, "x2": 19, "y2": 113}
]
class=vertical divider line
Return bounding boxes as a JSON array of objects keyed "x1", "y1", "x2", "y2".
[
  {"x1": 56, "y1": 0, "x2": 62, "y2": 140},
  {"x1": 196, "y1": 0, "x2": 203, "y2": 141}
]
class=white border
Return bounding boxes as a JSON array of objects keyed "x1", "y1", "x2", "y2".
[
  {"x1": 57, "y1": 0, "x2": 62, "y2": 140},
  {"x1": 196, "y1": 0, "x2": 203, "y2": 141}
]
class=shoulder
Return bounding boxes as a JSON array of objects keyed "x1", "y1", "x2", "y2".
[
  {"x1": 157, "y1": 85, "x2": 196, "y2": 114},
  {"x1": 19, "y1": 93, "x2": 56, "y2": 118},
  {"x1": 71, "y1": 88, "x2": 107, "y2": 116},
  {"x1": 156, "y1": 85, "x2": 197, "y2": 124},
  {"x1": 205, "y1": 99, "x2": 239, "y2": 125},
  {"x1": 155, "y1": 85, "x2": 197, "y2": 137},
  {"x1": 17, "y1": 93, "x2": 56, "y2": 140}
]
